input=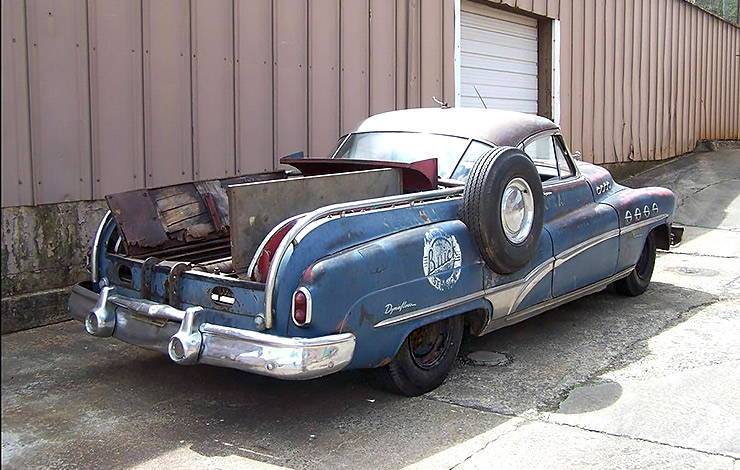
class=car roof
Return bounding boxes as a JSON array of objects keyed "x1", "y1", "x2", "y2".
[{"x1": 352, "y1": 108, "x2": 559, "y2": 147}]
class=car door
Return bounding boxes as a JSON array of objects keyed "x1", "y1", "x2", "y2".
[{"x1": 523, "y1": 133, "x2": 620, "y2": 297}]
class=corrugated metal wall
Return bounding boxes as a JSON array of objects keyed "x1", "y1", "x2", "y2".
[
  {"x1": 556, "y1": 0, "x2": 740, "y2": 165},
  {"x1": 1, "y1": 0, "x2": 454, "y2": 207},
  {"x1": 1, "y1": 0, "x2": 738, "y2": 208}
]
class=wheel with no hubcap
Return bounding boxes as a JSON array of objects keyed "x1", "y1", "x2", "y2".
[
  {"x1": 382, "y1": 315, "x2": 464, "y2": 396},
  {"x1": 615, "y1": 231, "x2": 656, "y2": 296}
]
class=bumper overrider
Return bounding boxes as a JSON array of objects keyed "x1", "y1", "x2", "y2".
[{"x1": 68, "y1": 283, "x2": 355, "y2": 380}]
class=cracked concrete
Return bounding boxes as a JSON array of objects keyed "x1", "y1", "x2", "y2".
[{"x1": 2, "y1": 147, "x2": 739, "y2": 469}]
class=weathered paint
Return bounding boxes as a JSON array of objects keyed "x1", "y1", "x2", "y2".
[{"x1": 85, "y1": 143, "x2": 678, "y2": 371}]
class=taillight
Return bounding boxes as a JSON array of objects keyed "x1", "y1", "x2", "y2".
[
  {"x1": 250, "y1": 218, "x2": 299, "y2": 282},
  {"x1": 292, "y1": 288, "x2": 312, "y2": 327}
]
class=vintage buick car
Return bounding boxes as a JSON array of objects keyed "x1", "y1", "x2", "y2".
[{"x1": 69, "y1": 108, "x2": 683, "y2": 396}]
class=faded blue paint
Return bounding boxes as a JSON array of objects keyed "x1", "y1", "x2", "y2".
[{"x1": 90, "y1": 158, "x2": 678, "y2": 373}]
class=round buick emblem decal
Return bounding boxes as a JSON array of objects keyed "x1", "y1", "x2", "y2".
[{"x1": 423, "y1": 228, "x2": 462, "y2": 291}]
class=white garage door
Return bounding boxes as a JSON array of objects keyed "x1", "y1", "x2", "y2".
[{"x1": 460, "y1": 1, "x2": 538, "y2": 113}]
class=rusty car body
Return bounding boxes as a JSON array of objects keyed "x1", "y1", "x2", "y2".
[{"x1": 68, "y1": 108, "x2": 683, "y2": 395}]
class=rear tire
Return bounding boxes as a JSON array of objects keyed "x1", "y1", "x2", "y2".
[
  {"x1": 615, "y1": 232, "x2": 656, "y2": 296},
  {"x1": 382, "y1": 316, "x2": 464, "y2": 396}
]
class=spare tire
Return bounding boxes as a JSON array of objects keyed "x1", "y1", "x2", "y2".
[{"x1": 461, "y1": 147, "x2": 544, "y2": 274}]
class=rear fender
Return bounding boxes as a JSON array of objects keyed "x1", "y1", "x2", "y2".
[
  {"x1": 293, "y1": 220, "x2": 487, "y2": 369},
  {"x1": 271, "y1": 197, "x2": 463, "y2": 336}
]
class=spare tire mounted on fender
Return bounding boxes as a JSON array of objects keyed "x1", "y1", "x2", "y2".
[{"x1": 461, "y1": 147, "x2": 545, "y2": 274}]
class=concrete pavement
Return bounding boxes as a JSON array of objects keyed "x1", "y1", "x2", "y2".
[{"x1": 2, "y1": 147, "x2": 739, "y2": 469}]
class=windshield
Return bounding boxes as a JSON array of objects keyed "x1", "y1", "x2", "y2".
[{"x1": 332, "y1": 132, "x2": 470, "y2": 178}]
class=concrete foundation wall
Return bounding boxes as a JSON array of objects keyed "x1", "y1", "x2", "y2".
[{"x1": 1, "y1": 201, "x2": 107, "y2": 333}]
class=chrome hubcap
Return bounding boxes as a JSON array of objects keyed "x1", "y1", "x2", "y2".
[{"x1": 501, "y1": 177, "x2": 534, "y2": 245}]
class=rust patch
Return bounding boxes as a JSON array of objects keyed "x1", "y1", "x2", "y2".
[
  {"x1": 375, "y1": 357, "x2": 393, "y2": 367},
  {"x1": 419, "y1": 209, "x2": 431, "y2": 223},
  {"x1": 335, "y1": 317, "x2": 352, "y2": 334}
]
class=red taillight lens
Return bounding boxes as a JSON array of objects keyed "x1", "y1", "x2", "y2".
[
  {"x1": 292, "y1": 290, "x2": 309, "y2": 326},
  {"x1": 251, "y1": 219, "x2": 299, "y2": 282}
]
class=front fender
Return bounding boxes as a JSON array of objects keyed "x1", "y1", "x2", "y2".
[
  {"x1": 601, "y1": 185, "x2": 677, "y2": 271},
  {"x1": 294, "y1": 220, "x2": 486, "y2": 369}
]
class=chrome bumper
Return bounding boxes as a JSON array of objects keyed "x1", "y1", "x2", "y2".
[{"x1": 68, "y1": 283, "x2": 355, "y2": 380}]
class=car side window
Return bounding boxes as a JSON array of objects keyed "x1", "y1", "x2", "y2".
[
  {"x1": 553, "y1": 137, "x2": 575, "y2": 178},
  {"x1": 451, "y1": 141, "x2": 492, "y2": 181},
  {"x1": 523, "y1": 137, "x2": 559, "y2": 180}
]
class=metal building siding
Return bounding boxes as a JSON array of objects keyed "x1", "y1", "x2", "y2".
[
  {"x1": 421, "y1": 0, "x2": 444, "y2": 108},
  {"x1": 340, "y1": 0, "x2": 370, "y2": 135},
  {"x1": 88, "y1": 0, "x2": 144, "y2": 198},
  {"x1": 26, "y1": 0, "x2": 92, "y2": 204},
  {"x1": 2, "y1": 0, "x2": 738, "y2": 208},
  {"x1": 234, "y1": 0, "x2": 273, "y2": 174},
  {"x1": 370, "y1": 0, "x2": 397, "y2": 116},
  {"x1": 459, "y1": 1, "x2": 539, "y2": 112},
  {"x1": 142, "y1": 0, "x2": 193, "y2": 188},
  {"x1": 1, "y1": 0, "x2": 33, "y2": 206},
  {"x1": 191, "y1": 0, "x2": 235, "y2": 180},
  {"x1": 309, "y1": 0, "x2": 340, "y2": 158},
  {"x1": 442, "y1": 0, "x2": 456, "y2": 106},
  {"x1": 273, "y1": 0, "x2": 308, "y2": 164}
]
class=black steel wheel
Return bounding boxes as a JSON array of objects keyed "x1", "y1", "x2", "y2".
[
  {"x1": 382, "y1": 316, "x2": 464, "y2": 396},
  {"x1": 615, "y1": 231, "x2": 656, "y2": 296}
]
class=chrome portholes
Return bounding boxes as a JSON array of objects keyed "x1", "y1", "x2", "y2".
[
  {"x1": 624, "y1": 201, "x2": 662, "y2": 226},
  {"x1": 501, "y1": 177, "x2": 535, "y2": 245}
]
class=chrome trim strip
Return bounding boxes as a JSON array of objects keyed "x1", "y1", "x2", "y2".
[
  {"x1": 264, "y1": 187, "x2": 464, "y2": 329},
  {"x1": 620, "y1": 214, "x2": 668, "y2": 235},
  {"x1": 374, "y1": 257, "x2": 555, "y2": 329},
  {"x1": 480, "y1": 266, "x2": 634, "y2": 334},
  {"x1": 330, "y1": 133, "x2": 352, "y2": 159},
  {"x1": 246, "y1": 213, "x2": 306, "y2": 278},
  {"x1": 373, "y1": 290, "x2": 484, "y2": 328},
  {"x1": 91, "y1": 211, "x2": 113, "y2": 284},
  {"x1": 554, "y1": 228, "x2": 621, "y2": 268},
  {"x1": 507, "y1": 258, "x2": 555, "y2": 315},
  {"x1": 291, "y1": 286, "x2": 313, "y2": 327},
  {"x1": 518, "y1": 130, "x2": 582, "y2": 181}
]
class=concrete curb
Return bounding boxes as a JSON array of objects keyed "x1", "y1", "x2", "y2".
[{"x1": 1, "y1": 286, "x2": 72, "y2": 334}]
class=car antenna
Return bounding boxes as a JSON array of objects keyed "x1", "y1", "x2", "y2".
[
  {"x1": 473, "y1": 85, "x2": 488, "y2": 109},
  {"x1": 432, "y1": 96, "x2": 449, "y2": 109}
]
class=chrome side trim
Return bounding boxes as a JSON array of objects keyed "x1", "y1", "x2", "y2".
[
  {"x1": 554, "y1": 228, "x2": 621, "y2": 268},
  {"x1": 506, "y1": 258, "x2": 555, "y2": 315},
  {"x1": 620, "y1": 214, "x2": 668, "y2": 235},
  {"x1": 264, "y1": 187, "x2": 464, "y2": 328},
  {"x1": 480, "y1": 266, "x2": 634, "y2": 335},
  {"x1": 374, "y1": 257, "x2": 555, "y2": 329},
  {"x1": 91, "y1": 211, "x2": 113, "y2": 284},
  {"x1": 246, "y1": 213, "x2": 306, "y2": 279},
  {"x1": 373, "y1": 290, "x2": 484, "y2": 328}
]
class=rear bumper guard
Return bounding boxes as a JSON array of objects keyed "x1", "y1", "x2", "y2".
[
  {"x1": 68, "y1": 283, "x2": 355, "y2": 380},
  {"x1": 670, "y1": 224, "x2": 685, "y2": 247}
]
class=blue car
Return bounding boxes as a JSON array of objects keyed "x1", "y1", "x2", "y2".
[{"x1": 69, "y1": 108, "x2": 683, "y2": 396}]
